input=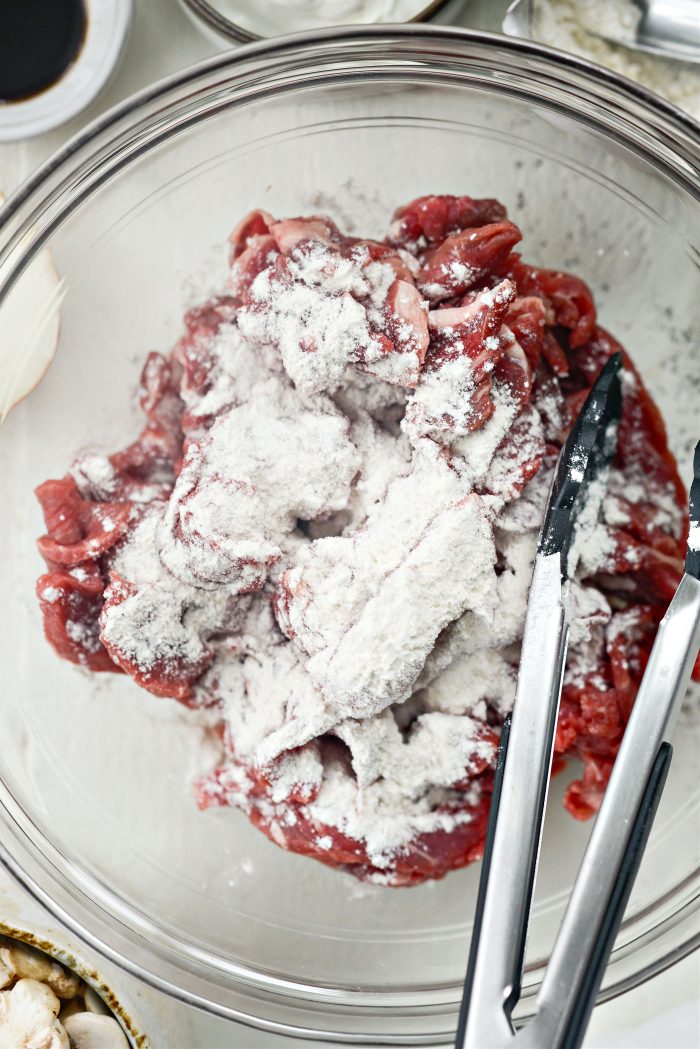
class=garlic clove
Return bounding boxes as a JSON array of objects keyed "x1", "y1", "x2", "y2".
[
  {"x1": 63, "y1": 1012, "x2": 129, "y2": 1049},
  {"x1": 0, "y1": 190, "x2": 63, "y2": 421}
]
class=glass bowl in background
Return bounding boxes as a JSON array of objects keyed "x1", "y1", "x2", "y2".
[
  {"x1": 0, "y1": 27, "x2": 699, "y2": 1045},
  {"x1": 178, "y1": 0, "x2": 463, "y2": 45}
]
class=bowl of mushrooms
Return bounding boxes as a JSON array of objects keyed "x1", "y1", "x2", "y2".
[{"x1": 0, "y1": 927, "x2": 144, "y2": 1049}]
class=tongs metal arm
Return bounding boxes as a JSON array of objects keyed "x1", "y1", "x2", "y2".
[
  {"x1": 458, "y1": 354, "x2": 624, "y2": 1049},
  {"x1": 458, "y1": 554, "x2": 568, "y2": 1049},
  {"x1": 458, "y1": 359, "x2": 700, "y2": 1049},
  {"x1": 523, "y1": 570, "x2": 700, "y2": 1049},
  {"x1": 524, "y1": 442, "x2": 700, "y2": 1047}
]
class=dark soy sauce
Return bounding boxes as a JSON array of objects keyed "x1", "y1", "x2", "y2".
[{"x1": 0, "y1": 0, "x2": 87, "y2": 103}]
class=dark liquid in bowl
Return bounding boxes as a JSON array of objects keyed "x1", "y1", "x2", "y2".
[{"x1": 0, "y1": 0, "x2": 87, "y2": 103}]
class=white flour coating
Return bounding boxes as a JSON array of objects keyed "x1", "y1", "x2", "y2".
[
  {"x1": 200, "y1": 601, "x2": 500, "y2": 866},
  {"x1": 268, "y1": 486, "x2": 497, "y2": 756},
  {"x1": 276, "y1": 440, "x2": 472, "y2": 659},
  {"x1": 66, "y1": 200, "x2": 691, "y2": 874},
  {"x1": 40, "y1": 586, "x2": 61, "y2": 603},
  {"x1": 202, "y1": 600, "x2": 323, "y2": 762},
  {"x1": 533, "y1": 0, "x2": 700, "y2": 121},
  {"x1": 198, "y1": 445, "x2": 558, "y2": 870},
  {"x1": 310, "y1": 410, "x2": 412, "y2": 537},
  {"x1": 177, "y1": 317, "x2": 285, "y2": 427},
  {"x1": 66, "y1": 618, "x2": 102, "y2": 652},
  {"x1": 332, "y1": 367, "x2": 408, "y2": 425},
  {"x1": 335, "y1": 709, "x2": 495, "y2": 794},
  {"x1": 569, "y1": 473, "x2": 617, "y2": 577},
  {"x1": 419, "y1": 649, "x2": 517, "y2": 717},
  {"x1": 157, "y1": 379, "x2": 360, "y2": 592},
  {"x1": 482, "y1": 404, "x2": 545, "y2": 503},
  {"x1": 568, "y1": 579, "x2": 612, "y2": 647},
  {"x1": 315, "y1": 710, "x2": 496, "y2": 860},
  {"x1": 283, "y1": 744, "x2": 482, "y2": 867},
  {"x1": 403, "y1": 281, "x2": 518, "y2": 443},
  {"x1": 172, "y1": 360, "x2": 553, "y2": 866},
  {"x1": 418, "y1": 529, "x2": 538, "y2": 688},
  {"x1": 451, "y1": 384, "x2": 522, "y2": 485},
  {"x1": 72, "y1": 454, "x2": 118, "y2": 498},
  {"x1": 101, "y1": 508, "x2": 247, "y2": 682},
  {"x1": 605, "y1": 465, "x2": 684, "y2": 536},
  {"x1": 238, "y1": 239, "x2": 428, "y2": 393},
  {"x1": 497, "y1": 458, "x2": 552, "y2": 533},
  {"x1": 313, "y1": 491, "x2": 494, "y2": 721},
  {"x1": 404, "y1": 352, "x2": 480, "y2": 440},
  {"x1": 73, "y1": 451, "x2": 171, "y2": 505},
  {"x1": 269, "y1": 442, "x2": 500, "y2": 749}
]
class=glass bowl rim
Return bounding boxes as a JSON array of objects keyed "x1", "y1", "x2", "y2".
[{"x1": 1, "y1": 24, "x2": 699, "y2": 1043}]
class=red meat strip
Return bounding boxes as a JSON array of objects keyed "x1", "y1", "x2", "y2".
[
  {"x1": 100, "y1": 572, "x2": 212, "y2": 700},
  {"x1": 36, "y1": 565, "x2": 119, "y2": 673},
  {"x1": 387, "y1": 194, "x2": 508, "y2": 250},
  {"x1": 418, "y1": 221, "x2": 523, "y2": 303},
  {"x1": 502, "y1": 257, "x2": 596, "y2": 348},
  {"x1": 36, "y1": 476, "x2": 133, "y2": 566},
  {"x1": 404, "y1": 279, "x2": 518, "y2": 440}
]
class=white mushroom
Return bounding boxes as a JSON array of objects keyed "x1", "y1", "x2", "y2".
[
  {"x1": 0, "y1": 957, "x2": 13, "y2": 989},
  {"x1": 0, "y1": 942, "x2": 81, "y2": 999},
  {"x1": 1, "y1": 941, "x2": 54, "y2": 983},
  {"x1": 46, "y1": 966, "x2": 81, "y2": 1002},
  {"x1": 83, "y1": 986, "x2": 110, "y2": 1016},
  {"x1": 0, "y1": 191, "x2": 63, "y2": 420},
  {"x1": 58, "y1": 997, "x2": 84, "y2": 1022},
  {"x1": 0, "y1": 977, "x2": 69, "y2": 1049},
  {"x1": 63, "y1": 1013, "x2": 129, "y2": 1049}
]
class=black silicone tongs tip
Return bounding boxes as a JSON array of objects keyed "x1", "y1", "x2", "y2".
[
  {"x1": 539, "y1": 352, "x2": 623, "y2": 571},
  {"x1": 685, "y1": 439, "x2": 700, "y2": 580}
]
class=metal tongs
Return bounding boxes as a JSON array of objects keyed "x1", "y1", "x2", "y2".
[{"x1": 458, "y1": 353, "x2": 700, "y2": 1049}]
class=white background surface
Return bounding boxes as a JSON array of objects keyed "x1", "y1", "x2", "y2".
[{"x1": 0, "y1": 0, "x2": 698, "y2": 1046}]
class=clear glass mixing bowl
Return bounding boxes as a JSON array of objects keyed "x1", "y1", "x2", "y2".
[{"x1": 0, "y1": 26, "x2": 699, "y2": 1045}]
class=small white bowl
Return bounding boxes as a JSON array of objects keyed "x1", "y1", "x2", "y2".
[
  {"x1": 0, "y1": 0, "x2": 133, "y2": 142},
  {"x1": 179, "y1": 0, "x2": 463, "y2": 45}
]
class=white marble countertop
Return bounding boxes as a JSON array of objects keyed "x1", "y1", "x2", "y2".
[{"x1": 1, "y1": 1, "x2": 698, "y2": 1046}]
